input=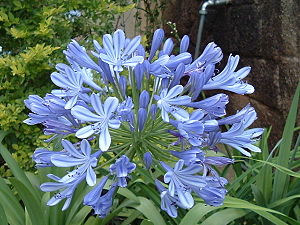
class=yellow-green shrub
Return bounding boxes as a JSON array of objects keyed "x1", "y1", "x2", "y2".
[{"x1": 0, "y1": 0, "x2": 134, "y2": 175}]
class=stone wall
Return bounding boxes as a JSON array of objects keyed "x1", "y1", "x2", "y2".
[{"x1": 163, "y1": 0, "x2": 300, "y2": 143}]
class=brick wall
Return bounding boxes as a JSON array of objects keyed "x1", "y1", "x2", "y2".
[{"x1": 163, "y1": 0, "x2": 300, "y2": 143}]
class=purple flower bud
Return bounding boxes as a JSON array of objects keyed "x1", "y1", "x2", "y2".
[
  {"x1": 119, "y1": 75, "x2": 127, "y2": 97},
  {"x1": 169, "y1": 63, "x2": 185, "y2": 88},
  {"x1": 161, "y1": 38, "x2": 174, "y2": 56},
  {"x1": 180, "y1": 35, "x2": 190, "y2": 53},
  {"x1": 138, "y1": 108, "x2": 147, "y2": 131},
  {"x1": 149, "y1": 29, "x2": 165, "y2": 61},
  {"x1": 143, "y1": 152, "x2": 153, "y2": 169},
  {"x1": 204, "y1": 156, "x2": 234, "y2": 166},
  {"x1": 161, "y1": 77, "x2": 169, "y2": 89},
  {"x1": 139, "y1": 90, "x2": 150, "y2": 108},
  {"x1": 136, "y1": 44, "x2": 146, "y2": 57},
  {"x1": 150, "y1": 104, "x2": 157, "y2": 119},
  {"x1": 134, "y1": 63, "x2": 145, "y2": 90},
  {"x1": 165, "y1": 52, "x2": 192, "y2": 69}
]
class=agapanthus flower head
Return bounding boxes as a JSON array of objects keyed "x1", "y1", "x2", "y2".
[{"x1": 25, "y1": 28, "x2": 263, "y2": 218}]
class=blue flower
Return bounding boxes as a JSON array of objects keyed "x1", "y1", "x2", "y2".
[
  {"x1": 186, "y1": 94, "x2": 229, "y2": 117},
  {"x1": 64, "y1": 40, "x2": 102, "y2": 73},
  {"x1": 155, "y1": 180, "x2": 189, "y2": 218},
  {"x1": 50, "y1": 139, "x2": 101, "y2": 186},
  {"x1": 71, "y1": 93, "x2": 121, "y2": 151},
  {"x1": 41, "y1": 173, "x2": 85, "y2": 210},
  {"x1": 24, "y1": 94, "x2": 69, "y2": 124},
  {"x1": 187, "y1": 64, "x2": 215, "y2": 101},
  {"x1": 170, "y1": 147, "x2": 234, "y2": 175},
  {"x1": 116, "y1": 97, "x2": 134, "y2": 125},
  {"x1": 51, "y1": 66, "x2": 91, "y2": 109},
  {"x1": 192, "y1": 177, "x2": 228, "y2": 207},
  {"x1": 170, "y1": 110, "x2": 205, "y2": 146},
  {"x1": 56, "y1": 61, "x2": 103, "y2": 91},
  {"x1": 186, "y1": 42, "x2": 223, "y2": 71},
  {"x1": 99, "y1": 29, "x2": 144, "y2": 72},
  {"x1": 24, "y1": 94, "x2": 79, "y2": 138},
  {"x1": 84, "y1": 176, "x2": 117, "y2": 218},
  {"x1": 161, "y1": 160, "x2": 206, "y2": 208},
  {"x1": 217, "y1": 104, "x2": 254, "y2": 125},
  {"x1": 155, "y1": 85, "x2": 191, "y2": 122},
  {"x1": 110, "y1": 155, "x2": 136, "y2": 187},
  {"x1": 202, "y1": 55, "x2": 254, "y2": 94},
  {"x1": 32, "y1": 148, "x2": 68, "y2": 167},
  {"x1": 211, "y1": 111, "x2": 264, "y2": 156}
]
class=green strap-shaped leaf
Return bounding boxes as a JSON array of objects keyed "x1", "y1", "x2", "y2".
[
  {"x1": 131, "y1": 197, "x2": 166, "y2": 225},
  {"x1": 200, "y1": 208, "x2": 248, "y2": 225},
  {"x1": 0, "y1": 202, "x2": 8, "y2": 225},
  {"x1": 10, "y1": 178, "x2": 46, "y2": 225},
  {"x1": 0, "y1": 141, "x2": 40, "y2": 200},
  {"x1": 268, "y1": 194, "x2": 300, "y2": 208},
  {"x1": 0, "y1": 177, "x2": 25, "y2": 225},
  {"x1": 272, "y1": 82, "x2": 300, "y2": 201},
  {"x1": 179, "y1": 203, "x2": 217, "y2": 225},
  {"x1": 68, "y1": 206, "x2": 91, "y2": 225}
]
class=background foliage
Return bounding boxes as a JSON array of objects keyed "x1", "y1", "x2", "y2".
[{"x1": 0, "y1": 0, "x2": 133, "y2": 175}]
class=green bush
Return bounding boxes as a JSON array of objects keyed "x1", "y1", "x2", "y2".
[{"x1": 0, "y1": 0, "x2": 134, "y2": 175}]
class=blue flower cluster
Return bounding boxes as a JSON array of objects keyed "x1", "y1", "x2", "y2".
[{"x1": 24, "y1": 29, "x2": 263, "y2": 218}]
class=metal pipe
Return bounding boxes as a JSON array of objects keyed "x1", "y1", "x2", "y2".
[{"x1": 194, "y1": 0, "x2": 231, "y2": 59}]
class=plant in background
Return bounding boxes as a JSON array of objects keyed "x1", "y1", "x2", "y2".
[
  {"x1": 0, "y1": 0, "x2": 134, "y2": 175},
  {"x1": 23, "y1": 28, "x2": 265, "y2": 219}
]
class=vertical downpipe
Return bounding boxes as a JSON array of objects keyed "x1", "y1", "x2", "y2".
[{"x1": 194, "y1": 0, "x2": 231, "y2": 59}]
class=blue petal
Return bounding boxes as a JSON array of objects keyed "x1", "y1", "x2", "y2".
[
  {"x1": 91, "y1": 93, "x2": 104, "y2": 116},
  {"x1": 177, "y1": 190, "x2": 194, "y2": 208},
  {"x1": 71, "y1": 105, "x2": 102, "y2": 122},
  {"x1": 86, "y1": 166, "x2": 97, "y2": 186},
  {"x1": 103, "y1": 97, "x2": 119, "y2": 116},
  {"x1": 162, "y1": 38, "x2": 174, "y2": 55},
  {"x1": 40, "y1": 182, "x2": 66, "y2": 192},
  {"x1": 62, "y1": 139, "x2": 84, "y2": 158},
  {"x1": 80, "y1": 139, "x2": 91, "y2": 156},
  {"x1": 123, "y1": 56, "x2": 144, "y2": 67},
  {"x1": 99, "y1": 126, "x2": 111, "y2": 151},
  {"x1": 76, "y1": 125, "x2": 95, "y2": 139},
  {"x1": 65, "y1": 95, "x2": 78, "y2": 109},
  {"x1": 102, "y1": 34, "x2": 115, "y2": 59},
  {"x1": 51, "y1": 155, "x2": 87, "y2": 167},
  {"x1": 164, "y1": 85, "x2": 184, "y2": 99},
  {"x1": 113, "y1": 29, "x2": 125, "y2": 59},
  {"x1": 123, "y1": 35, "x2": 141, "y2": 56}
]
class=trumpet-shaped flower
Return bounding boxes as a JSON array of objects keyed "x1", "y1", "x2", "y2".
[
  {"x1": 84, "y1": 176, "x2": 117, "y2": 218},
  {"x1": 71, "y1": 93, "x2": 121, "y2": 151},
  {"x1": 161, "y1": 160, "x2": 206, "y2": 208},
  {"x1": 203, "y1": 55, "x2": 254, "y2": 94},
  {"x1": 155, "y1": 85, "x2": 191, "y2": 122},
  {"x1": 99, "y1": 29, "x2": 144, "y2": 72},
  {"x1": 155, "y1": 180, "x2": 189, "y2": 218},
  {"x1": 41, "y1": 173, "x2": 85, "y2": 210},
  {"x1": 50, "y1": 139, "x2": 101, "y2": 186},
  {"x1": 51, "y1": 66, "x2": 91, "y2": 109},
  {"x1": 110, "y1": 155, "x2": 136, "y2": 187}
]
